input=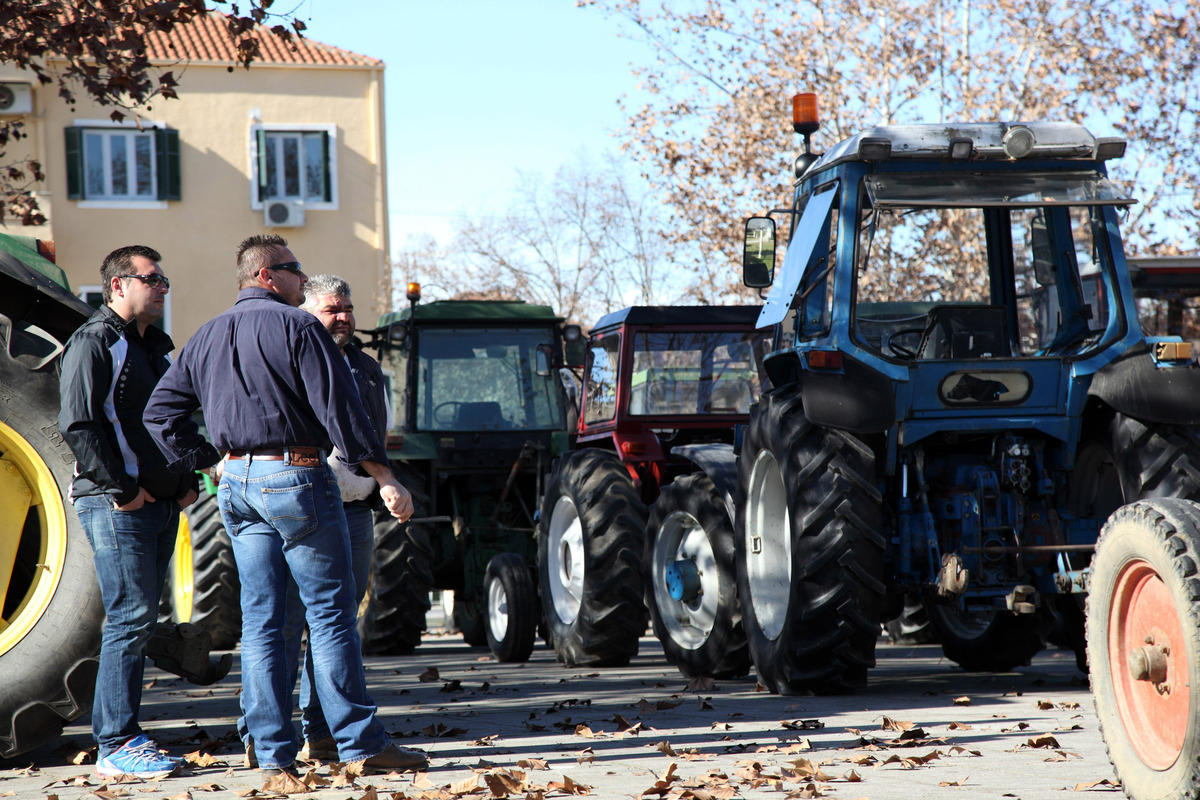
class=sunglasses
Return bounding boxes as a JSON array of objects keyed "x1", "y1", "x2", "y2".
[
  {"x1": 268, "y1": 261, "x2": 305, "y2": 276},
  {"x1": 121, "y1": 273, "x2": 170, "y2": 290}
]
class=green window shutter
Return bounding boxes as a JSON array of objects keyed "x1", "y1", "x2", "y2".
[
  {"x1": 322, "y1": 130, "x2": 332, "y2": 202},
  {"x1": 155, "y1": 128, "x2": 181, "y2": 201},
  {"x1": 256, "y1": 128, "x2": 268, "y2": 203},
  {"x1": 64, "y1": 127, "x2": 84, "y2": 199}
]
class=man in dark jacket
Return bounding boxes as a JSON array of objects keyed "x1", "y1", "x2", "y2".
[
  {"x1": 58, "y1": 245, "x2": 197, "y2": 779},
  {"x1": 143, "y1": 235, "x2": 424, "y2": 782}
]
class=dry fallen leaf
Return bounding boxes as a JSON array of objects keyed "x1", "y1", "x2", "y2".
[
  {"x1": 418, "y1": 667, "x2": 440, "y2": 682},
  {"x1": 546, "y1": 775, "x2": 591, "y2": 795},
  {"x1": 574, "y1": 724, "x2": 595, "y2": 738},
  {"x1": 939, "y1": 776, "x2": 970, "y2": 787},
  {"x1": 1026, "y1": 735, "x2": 1063, "y2": 749},
  {"x1": 656, "y1": 741, "x2": 677, "y2": 757},
  {"x1": 1075, "y1": 778, "x2": 1119, "y2": 791},
  {"x1": 880, "y1": 716, "x2": 915, "y2": 732},
  {"x1": 952, "y1": 696, "x2": 971, "y2": 706},
  {"x1": 518, "y1": 758, "x2": 549, "y2": 770},
  {"x1": 262, "y1": 770, "x2": 310, "y2": 795},
  {"x1": 1037, "y1": 700, "x2": 1055, "y2": 710},
  {"x1": 948, "y1": 722, "x2": 973, "y2": 730}
]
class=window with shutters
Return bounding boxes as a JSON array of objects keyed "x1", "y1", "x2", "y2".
[
  {"x1": 64, "y1": 123, "x2": 180, "y2": 206},
  {"x1": 249, "y1": 124, "x2": 336, "y2": 209}
]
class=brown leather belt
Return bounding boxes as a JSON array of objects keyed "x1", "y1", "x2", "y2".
[{"x1": 227, "y1": 447, "x2": 322, "y2": 466}]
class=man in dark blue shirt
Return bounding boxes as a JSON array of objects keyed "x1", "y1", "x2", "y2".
[{"x1": 144, "y1": 235, "x2": 425, "y2": 781}]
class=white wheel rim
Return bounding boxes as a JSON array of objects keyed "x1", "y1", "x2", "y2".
[
  {"x1": 547, "y1": 495, "x2": 584, "y2": 625},
  {"x1": 746, "y1": 449, "x2": 791, "y2": 640},
  {"x1": 487, "y1": 575, "x2": 509, "y2": 643},
  {"x1": 652, "y1": 510, "x2": 720, "y2": 650}
]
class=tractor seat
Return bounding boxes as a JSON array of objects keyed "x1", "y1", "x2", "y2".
[
  {"x1": 918, "y1": 305, "x2": 1012, "y2": 359},
  {"x1": 455, "y1": 401, "x2": 505, "y2": 429}
]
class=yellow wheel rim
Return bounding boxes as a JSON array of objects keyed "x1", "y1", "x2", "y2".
[
  {"x1": 0, "y1": 419, "x2": 68, "y2": 654},
  {"x1": 170, "y1": 512, "x2": 195, "y2": 622}
]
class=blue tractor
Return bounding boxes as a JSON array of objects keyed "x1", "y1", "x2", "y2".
[{"x1": 737, "y1": 96, "x2": 1200, "y2": 798}]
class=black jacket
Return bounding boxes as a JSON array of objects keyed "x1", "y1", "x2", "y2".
[
  {"x1": 58, "y1": 305, "x2": 195, "y2": 505},
  {"x1": 144, "y1": 288, "x2": 387, "y2": 473}
]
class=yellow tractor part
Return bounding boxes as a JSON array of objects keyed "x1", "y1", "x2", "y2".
[
  {"x1": 168, "y1": 513, "x2": 195, "y2": 623},
  {"x1": 0, "y1": 420, "x2": 68, "y2": 652}
]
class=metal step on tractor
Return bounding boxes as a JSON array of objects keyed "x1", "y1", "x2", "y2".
[
  {"x1": 537, "y1": 306, "x2": 771, "y2": 677},
  {"x1": 358, "y1": 284, "x2": 582, "y2": 663},
  {"x1": 735, "y1": 93, "x2": 1200, "y2": 799}
]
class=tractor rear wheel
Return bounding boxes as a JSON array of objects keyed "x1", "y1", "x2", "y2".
[
  {"x1": 538, "y1": 449, "x2": 648, "y2": 667},
  {"x1": 1087, "y1": 499, "x2": 1200, "y2": 800},
  {"x1": 0, "y1": 357, "x2": 103, "y2": 758},
  {"x1": 485, "y1": 552, "x2": 536, "y2": 663},
  {"x1": 925, "y1": 600, "x2": 1043, "y2": 672},
  {"x1": 1113, "y1": 416, "x2": 1200, "y2": 501},
  {"x1": 160, "y1": 491, "x2": 241, "y2": 649},
  {"x1": 645, "y1": 472, "x2": 748, "y2": 679},
  {"x1": 357, "y1": 463, "x2": 433, "y2": 655},
  {"x1": 735, "y1": 384, "x2": 885, "y2": 694}
]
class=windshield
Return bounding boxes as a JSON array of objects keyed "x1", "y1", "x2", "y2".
[
  {"x1": 408, "y1": 327, "x2": 565, "y2": 431},
  {"x1": 854, "y1": 181, "x2": 1121, "y2": 359},
  {"x1": 630, "y1": 331, "x2": 768, "y2": 416}
]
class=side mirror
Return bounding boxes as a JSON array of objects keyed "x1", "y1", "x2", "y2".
[
  {"x1": 1031, "y1": 213, "x2": 1056, "y2": 286},
  {"x1": 743, "y1": 216, "x2": 776, "y2": 288},
  {"x1": 562, "y1": 324, "x2": 587, "y2": 367},
  {"x1": 535, "y1": 342, "x2": 553, "y2": 377}
]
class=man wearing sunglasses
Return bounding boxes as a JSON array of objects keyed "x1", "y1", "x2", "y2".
[
  {"x1": 59, "y1": 245, "x2": 198, "y2": 779},
  {"x1": 144, "y1": 234, "x2": 424, "y2": 784}
]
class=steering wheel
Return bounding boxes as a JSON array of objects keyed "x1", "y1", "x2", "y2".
[
  {"x1": 433, "y1": 401, "x2": 463, "y2": 426},
  {"x1": 883, "y1": 327, "x2": 926, "y2": 359}
]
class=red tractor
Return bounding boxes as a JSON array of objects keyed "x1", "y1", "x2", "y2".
[{"x1": 537, "y1": 306, "x2": 770, "y2": 677}]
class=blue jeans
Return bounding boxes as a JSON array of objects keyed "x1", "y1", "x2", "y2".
[
  {"x1": 237, "y1": 501, "x2": 374, "y2": 746},
  {"x1": 74, "y1": 494, "x2": 180, "y2": 758},
  {"x1": 295, "y1": 500, "x2": 374, "y2": 743},
  {"x1": 218, "y1": 458, "x2": 387, "y2": 769}
]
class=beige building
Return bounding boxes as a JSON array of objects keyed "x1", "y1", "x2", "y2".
[{"x1": 0, "y1": 14, "x2": 388, "y2": 346}]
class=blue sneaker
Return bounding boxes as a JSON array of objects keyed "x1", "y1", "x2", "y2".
[{"x1": 95, "y1": 734, "x2": 180, "y2": 779}]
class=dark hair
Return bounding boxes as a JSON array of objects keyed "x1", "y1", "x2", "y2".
[
  {"x1": 100, "y1": 245, "x2": 162, "y2": 303},
  {"x1": 236, "y1": 234, "x2": 289, "y2": 287}
]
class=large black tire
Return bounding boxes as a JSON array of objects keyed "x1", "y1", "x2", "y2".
[
  {"x1": 645, "y1": 472, "x2": 749, "y2": 679},
  {"x1": 735, "y1": 384, "x2": 885, "y2": 694},
  {"x1": 484, "y1": 553, "x2": 537, "y2": 663},
  {"x1": 882, "y1": 592, "x2": 936, "y2": 645},
  {"x1": 537, "y1": 449, "x2": 648, "y2": 667},
  {"x1": 925, "y1": 599, "x2": 1044, "y2": 672},
  {"x1": 357, "y1": 463, "x2": 433, "y2": 655},
  {"x1": 453, "y1": 596, "x2": 488, "y2": 647},
  {"x1": 1087, "y1": 499, "x2": 1200, "y2": 800},
  {"x1": 1113, "y1": 415, "x2": 1200, "y2": 501},
  {"x1": 160, "y1": 491, "x2": 241, "y2": 650},
  {"x1": 0, "y1": 353, "x2": 104, "y2": 759}
]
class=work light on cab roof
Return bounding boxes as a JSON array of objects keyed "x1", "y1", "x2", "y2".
[
  {"x1": 406, "y1": 281, "x2": 421, "y2": 303},
  {"x1": 792, "y1": 92, "x2": 820, "y2": 178}
]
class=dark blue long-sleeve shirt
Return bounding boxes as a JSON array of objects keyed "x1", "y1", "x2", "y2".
[{"x1": 144, "y1": 288, "x2": 387, "y2": 473}]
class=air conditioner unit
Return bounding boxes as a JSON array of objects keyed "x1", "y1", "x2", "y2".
[
  {"x1": 0, "y1": 82, "x2": 33, "y2": 115},
  {"x1": 263, "y1": 199, "x2": 305, "y2": 228}
]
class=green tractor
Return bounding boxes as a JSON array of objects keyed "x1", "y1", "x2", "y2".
[
  {"x1": 358, "y1": 286, "x2": 581, "y2": 662},
  {"x1": 0, "y1": 234, "x2": 100, "y2": 759}
]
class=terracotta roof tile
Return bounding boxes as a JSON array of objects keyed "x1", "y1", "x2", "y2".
[{"x1": 143, "y1": 12, "x2": 382, "y2": 68}]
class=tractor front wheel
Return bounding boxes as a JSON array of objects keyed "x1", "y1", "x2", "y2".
[
  {"x1": 484, "y1": 552, "x2": 536, "y2": 663},
  {"x1": 645, "y1": 472, "x2": 748, "y2": 679},
  {"x1": 538, "y1": 450, "x2": 648, "y2": 667},
  {"x1": 1087, "y1": 499, "x2": 1200, "y2": 800},
  {"x1": 925, "y1": 601, "x2": 1043, "y2": 672}
]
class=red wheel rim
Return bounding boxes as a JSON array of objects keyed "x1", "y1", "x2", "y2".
[{"x1": 1108, "y1": 558, "x2": 1190, "y2": 770}]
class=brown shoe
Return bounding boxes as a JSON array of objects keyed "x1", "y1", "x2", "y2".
[
  {"x1": 244, "y1": 740, "x2": 257, "y2": 769},
  {"x1": 298, "y1": 736, "x2": 338, "y2": 761},
  {"x1": 349, "y1": 743, "x2": 428, "y2": 774}
]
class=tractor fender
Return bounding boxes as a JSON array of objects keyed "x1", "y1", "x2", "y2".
[
  {"x1": 670, "y1": 443, "x2": 738, "y2": 522},
  {"x1": 1089, "y1": 343, "x2": 1200, "y2": 426},
  {"x1": 798, "y1": 353, "x2": 897, "y2": 434}
]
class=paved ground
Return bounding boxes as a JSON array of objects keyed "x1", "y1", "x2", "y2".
[{"x1": 0, "y1": 632, "x2": 1121, "y2": 800}]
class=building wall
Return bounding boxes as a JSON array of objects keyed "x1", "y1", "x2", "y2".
[{"x1": 0, "y1": 62, "x2": 388, "y2": 347}]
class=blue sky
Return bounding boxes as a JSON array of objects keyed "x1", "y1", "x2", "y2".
[{"x1": 296, "y1": 0, "x2": 651, "y2": 252}]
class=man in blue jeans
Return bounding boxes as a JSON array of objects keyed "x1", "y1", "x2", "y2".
[
  {"x1": 59, "y1": 245, "x2": 198, "y2": 779},
  {"x1": 144, "y1": 235, "x2": 426, "y2": 784},
  {"x1": 291, "y1": 274, "x2": 391, "y2": 760}
]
